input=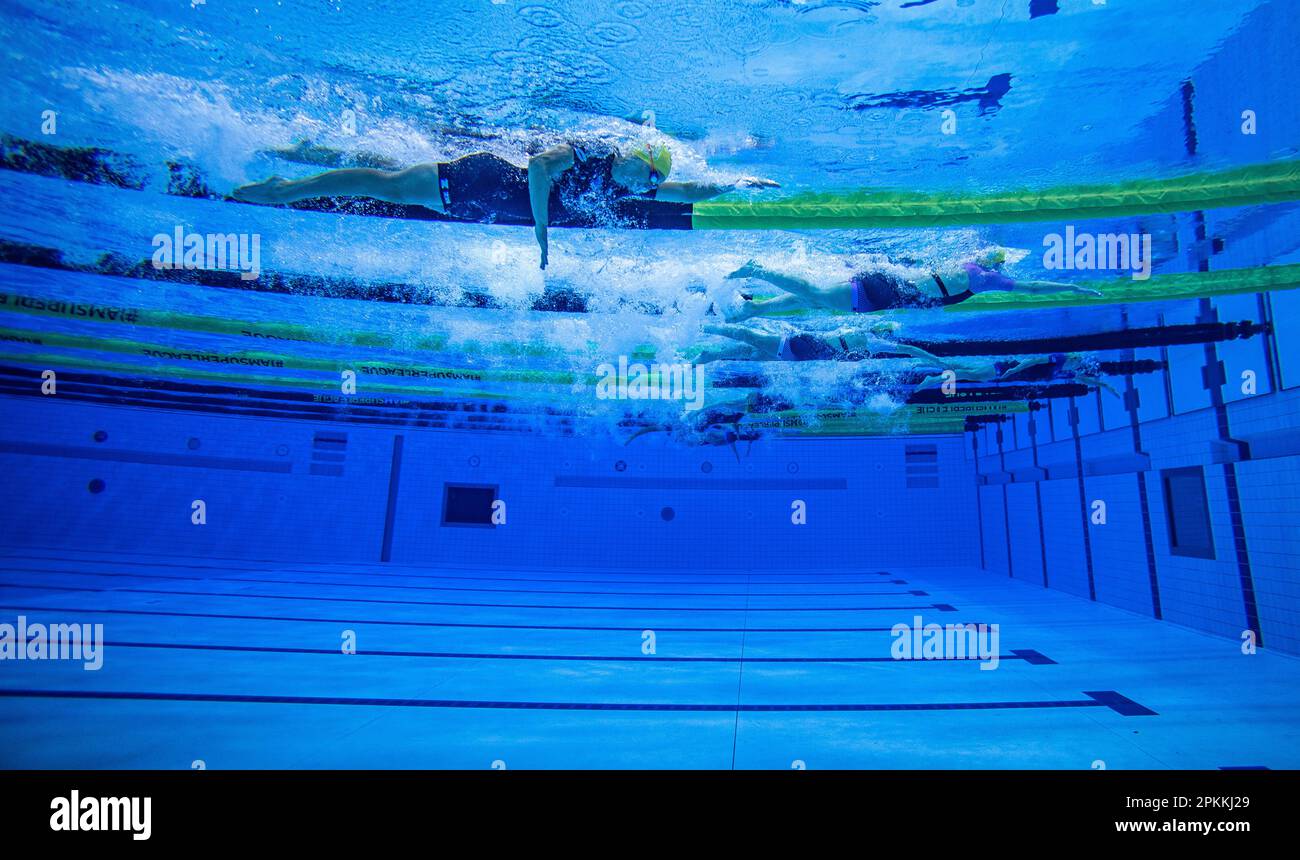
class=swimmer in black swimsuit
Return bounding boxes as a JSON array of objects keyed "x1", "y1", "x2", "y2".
[
  {"x1": 719, "y1": 249, "x2": 1100, "y2": 320},
  {"x1": 698, "y1": 322, "x2": 946, "y2": 365},
  {"x1": 234, "y1": 139, "x2": 778, "y2": 268}
]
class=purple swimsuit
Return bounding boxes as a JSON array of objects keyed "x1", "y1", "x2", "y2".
[
  {"x1": 849, "y1": 264, "x2": 1016, "y2": 312},
  {"x1": 962, "y1": 262, "x2": 1017, "y2": 293}
]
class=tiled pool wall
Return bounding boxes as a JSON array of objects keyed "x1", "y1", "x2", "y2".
[
  {"x1": 973, "y1": 6, "x2": 1300, "y2": 657},
  {"x1": 0, "y1": 396, "x2": 978, "y2": 573}
]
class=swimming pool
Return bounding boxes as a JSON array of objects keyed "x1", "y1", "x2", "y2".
[{"x1": 1, "y1": 0, "x2": 1299, "y2": 771}]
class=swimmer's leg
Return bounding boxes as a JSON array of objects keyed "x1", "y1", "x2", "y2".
[
  {"x1": 233, "y1": 164, "x2": 446, "y2": 213},
  {"x1": 994, "y1": 356, "x2": 1051, "y2": 381},
  {"x1": 702, "y1": 323, "x2": 783, "y2": 359},
  {"x1": 914, "y1": 373, "x2": 948, "y2": 392},
  {"x1": 729, "y1": 262, "x2": 853, "y2": 312},
  {"x1": 264, "y1": 140, "x2": 402, "y2": 170},
  {"x1": 914, "y1": 359, "x2": 996, "y2": 392},
  {"x1": 962, "y1": 364, "x2": 1000, "y2": 383}
]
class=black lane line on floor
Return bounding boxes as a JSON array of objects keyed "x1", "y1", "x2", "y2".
[
  {"x1": 1122, "y1": 351, "x2": 1163, "y2": 620},
  {"x1": 0, "y1": 689, "x2": 1155, "y2": 715},
  {"x1": 0, "y1": 604, "x2": 989, "y2": 634},
  {"x1": 379, "y1": 434, "x2": 404, "y2": 563},
  {"x1": 90, "y1": 641, "x2": 1057, "y2": 665},
  {"x1": 0, "y1": 554, "x2": 904, "y2": 585},
  {"x1": 0, "y1": 583, "x2": 953, "y2": 613},
  {"x1": 0, "y1": 568, "x2": 923, "y2": 598}
]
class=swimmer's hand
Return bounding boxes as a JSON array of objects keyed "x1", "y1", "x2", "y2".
[
  {"x1": 727, "y1": 260, "x2": 762, "y2": 280},
  {"x1": 735, "y1": 176, "x2": 780, "y2": 189},
  {"x1": 535, "y1": 224, "x2": 549, "y2": 270}
]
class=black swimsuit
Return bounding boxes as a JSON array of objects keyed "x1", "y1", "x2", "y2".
[
  {"x1": 436, "y1": 142, "x2": 656, "y2": 227},
  {"x1": 850, "y1": 270, "x2": 973, "y2": 311},
  {"x1": 436, "y1": 153, "x2": 531, "y2": 224},
  {"x1": 778, "y1": 333, "x2": 869, "y2": 362}
]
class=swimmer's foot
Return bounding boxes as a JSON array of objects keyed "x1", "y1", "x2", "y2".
[{"x1": 232, "y1": 175, "x2": 293, "y2": 204}]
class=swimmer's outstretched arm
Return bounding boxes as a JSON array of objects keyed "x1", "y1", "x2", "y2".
[
  {"x1": 528, "y1": 145, "x2": 576, "y2": 269},
  {"x1": 726, "y1": 293, "x2": 806, "y2": 322},
  {"x1": 655, "y1": 176, "x2": 780, "y2": 204},
  {"x1": 875, "y1": 338, "x2": 945, "y2": 365},
  {"x1": 939, "y1": 267, "x2": 1103, "y2": 297}
]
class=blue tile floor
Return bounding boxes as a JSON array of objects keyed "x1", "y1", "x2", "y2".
[{"x1": 1, "y1": 549, "x2": 1296, "y2": 769}]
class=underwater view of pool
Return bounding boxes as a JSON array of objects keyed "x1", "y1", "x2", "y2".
[{"x1": 2, "y1": 0, "x2": 1299, "y2": 814}]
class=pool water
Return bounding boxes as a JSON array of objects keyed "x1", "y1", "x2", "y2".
[{"x1": 1, "y1": 0, "x2": 1299, "y2": 769}]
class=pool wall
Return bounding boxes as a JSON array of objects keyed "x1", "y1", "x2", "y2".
[
  {"x1": 971, "y1": 9, "x2": 1300, "y2": 656},
  {"x1": 0, "y1": 397, "x2": 978, "y2": 572}
]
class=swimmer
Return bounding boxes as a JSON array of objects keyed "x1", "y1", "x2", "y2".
[
  {"x1": 699, "y1": 322, "x2": 947, "y2": 365},
  {"x1": 234, "y1": 140, "x2": 779, "y2": 268},
  {"x1": 624, "y1": 401, "x2": 760, "y2": 459},
  {"x1": 720, "y1": 249, "x2": 1101, "y2": 320},
  {"x1": 913, "y1": 352, "x2": 1121, "y2": 397}
]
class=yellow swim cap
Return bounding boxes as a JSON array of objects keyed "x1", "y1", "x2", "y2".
[
  {"x1": 976, "y1": 246, "x2": 1028, "y2": 267},
  {"x1": 631, "y1": 144, "x2": 672, "y2": 182}
]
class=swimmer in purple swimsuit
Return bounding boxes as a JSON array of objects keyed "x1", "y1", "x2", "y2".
[{"x1": 720, "y1": 249, "x2": 1101, "y2": 321}]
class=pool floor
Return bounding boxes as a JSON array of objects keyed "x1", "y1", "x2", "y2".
[{"x1": 1, "y1": 550, "x2": 1296, "y2": 769}]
